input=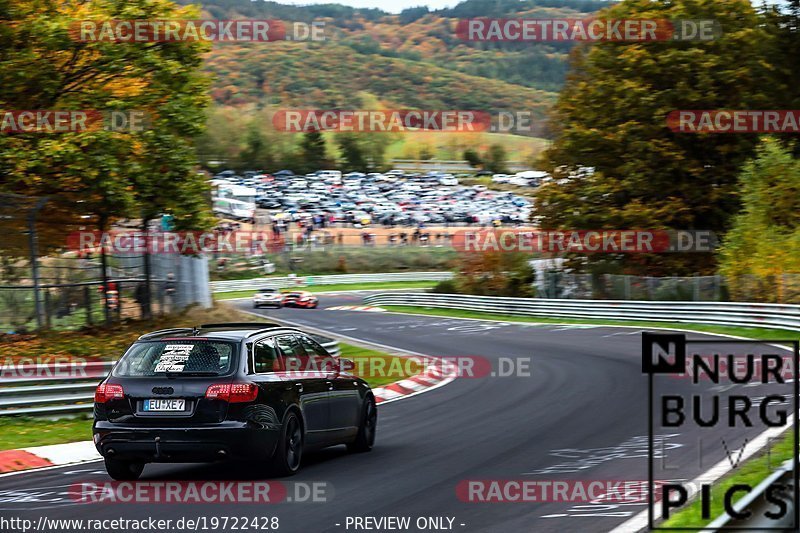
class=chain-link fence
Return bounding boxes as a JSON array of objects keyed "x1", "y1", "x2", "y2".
[{"x1": 0, "y1": 193, "x2": 211, "y2": 332}]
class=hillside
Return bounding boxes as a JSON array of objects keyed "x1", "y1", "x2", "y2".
[
  {"x1": 207, "y1": 41, "x2": 556, "y2": 113},
  {"x1": 178, "y1": 0, "x2": 612, "y2": 114}
]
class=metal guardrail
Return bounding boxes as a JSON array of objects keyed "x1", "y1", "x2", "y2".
[
  {"x1": 362, "y1": 293, "x2": 800, "y2": 332},
  {"x1": 0, "y1": 338, "x2": 340, "y2": 417},
  {"x1": 211, "y1": 272, "x2": 453, "y2": 293},
  {"x1": 706, "y1": 459, "x2": 796, "y2": 531}
]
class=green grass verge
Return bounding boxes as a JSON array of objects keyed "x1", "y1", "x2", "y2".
[
  {"x1": 214, "y1": 280, "x2": 438, "y2": 301},
  {"x1": 661, "y1": 432, "x2": 795, "y2": 529},
  {"x1": 0, "y1": 416, "x2": 93, "y2": 451},
  {"x1": 380, "y1": 305, "x2": 800, "y2": 342},
  {"x1": 338, "y1": 342, "x2": 423, "y2": 388}
]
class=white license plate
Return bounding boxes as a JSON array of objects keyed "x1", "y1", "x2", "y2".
[{"x1": 143, "y1": 399, "x2": 185, "y2": 412}]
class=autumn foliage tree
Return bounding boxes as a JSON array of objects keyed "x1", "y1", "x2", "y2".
[
  {"x1": 537, "y1": 0, "x2": 786, "y2": 276},
  {"x1": 0, "y1": 0, "x2": 212, "y2": 253},
  {"x1": 0, "y1": 0, "x2": 212, "y2": 322},
  {"x1": 447, "y1": 252, "x2": 535, "y2": 297},
  {"x1": 719, "y1": 139, "x2": 800, "y2": 302}
]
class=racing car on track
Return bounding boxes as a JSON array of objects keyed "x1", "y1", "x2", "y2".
[
  {"x1": 93, "y1": 323, "x2": 376, "y2": 480},
  {"x1": 252, "y1": 287, "x2": 283, "y2": 308},
  {"x1": 281, "y1": 291, "x2": 319, "y2": 308}
]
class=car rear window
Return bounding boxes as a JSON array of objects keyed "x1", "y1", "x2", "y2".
[
  {"x1": 286, "y1": 292, "x2": 302, "y2": 297},
  {"x1": 113, "y1": 340, "x2": 236, "y2": 377}
]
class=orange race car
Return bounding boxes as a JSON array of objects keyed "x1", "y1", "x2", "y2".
[{"x1": 281, "y1": 291, "x2": 319, "y2": 309}]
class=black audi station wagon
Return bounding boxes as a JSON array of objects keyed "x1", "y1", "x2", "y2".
[{"x1": 93, "y1": 323, "x2": 377, "y2": 480}]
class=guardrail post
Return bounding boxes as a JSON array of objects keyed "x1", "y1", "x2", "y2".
[
  {"x1": 84, "y1": 285, "x2": 92, "y2": 326},
  {"x1": 43, "y1": 289, "x2": 51, "y2": 329},
  {"x1": 117, "y1": 281, "x2": 123, "y2": 321},
  {"x1": 27, "y1": 197, "x2": 48, "y2": 330}
]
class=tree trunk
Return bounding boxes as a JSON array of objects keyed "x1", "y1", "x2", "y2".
[
  {"x1": 99, "y1": 215, "x2": 111, "y2": 325},
  {"x1": 142, "y1": 217, "x2": 153, "y2": 320}
]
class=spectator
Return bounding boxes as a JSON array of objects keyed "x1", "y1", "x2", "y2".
[{"x1": 134, "y1": 282, "x2": 150, "y2": 319}]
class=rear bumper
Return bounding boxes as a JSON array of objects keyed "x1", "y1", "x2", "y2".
[
  {"x1": 93, "y1": 421, "x2": 279, "y2": 463},
  {"x1": 283, "y1": 301, "x2": 316, "y2": 308},
  {"x1": 254, "y1": 301, "x2": 282, "y2": 307}
]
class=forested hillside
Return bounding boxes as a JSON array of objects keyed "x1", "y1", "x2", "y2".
[{"x1": 178, "y1": 0, "x2": 612, "y2": 110}]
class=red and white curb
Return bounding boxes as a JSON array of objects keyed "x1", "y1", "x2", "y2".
[
  {"x1": 0, "y1": 441, "x2": 100, "y2": 475},
  {"x1": 327, "y1": 305, "x2": 386, "y2": 312},
  {"x1": 371, "y1": 356, "x2": 458, "y2": 405}
]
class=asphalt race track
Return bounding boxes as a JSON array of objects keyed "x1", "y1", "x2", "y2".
[{"x1": 1, "y1": 292, "x2": 795, "y2": 533}]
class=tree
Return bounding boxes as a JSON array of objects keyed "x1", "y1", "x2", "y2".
[
  {"x1": 337, "y1": 134, "x2": 366, "y2": 171},
  {"x1": 355, "y1": 132, "x2": 394, "y2": 172},
  {"x1": 452, "y1": 252, "x2": 535, "y2": 297},
  {"x1": 484, "y1": 144, "x2": 508, "y2": 174},
  {"x1": 538, "y1": 0, "x2": 783, "y2": 275},
  {"x1": 718, "y1": 139, "x2": 800, "y2": 302},
  {"x1": 0, "y1": 0, "x2": 212, "y2": 321},
  {"x1": 238, "y1": 122, "x2": 274, "y2": 170},
  {"x1": 297, "y1": 131, "x2": 330, "y2": 173},
  {"x1": 464, "y1": 148, "x2": 483, "y2": 168}
]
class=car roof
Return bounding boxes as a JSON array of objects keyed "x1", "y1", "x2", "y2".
[{"x1": 137, "y1": 323, "x2": 301, "y2": 341}]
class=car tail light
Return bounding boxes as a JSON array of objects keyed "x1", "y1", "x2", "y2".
[
  {"x1": 205, "y1": 383, "x2": 258, "y2": 403},
  {"x1": 95, "y1": 383, "x2": 124, "y2": 403}
]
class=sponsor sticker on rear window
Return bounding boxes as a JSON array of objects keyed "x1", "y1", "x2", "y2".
[{"x1": 154, "y1": 345, "x2": 194, "y2": 373}]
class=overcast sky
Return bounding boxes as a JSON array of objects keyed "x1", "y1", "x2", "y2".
[{"x1": 279, "y1": 0, "x2": 786, "y2": 15}]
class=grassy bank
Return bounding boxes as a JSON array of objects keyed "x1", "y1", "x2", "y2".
[
  {"x1": 661, "y1": 432, "x2": 795, "y2": 529},
  {"x1": 214, "y1": 280, "x2": 438, "y2": 300},
  {"x1": 0, "y1": 416, "x2": 93, "y2": 451}
]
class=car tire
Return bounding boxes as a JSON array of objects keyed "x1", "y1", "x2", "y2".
[
  {"x1": 272, "y1": 411, "x2": 303, "y2": 476},
  {"x1": 347, "y1": 396, "x2": 376, "y2": 453},
  {"x1": 104, "y1": 458, "x2": 144, "y2": 481}
]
